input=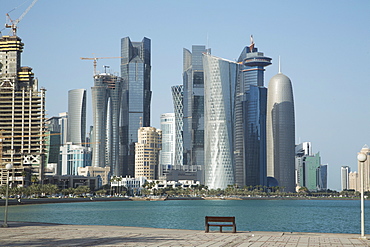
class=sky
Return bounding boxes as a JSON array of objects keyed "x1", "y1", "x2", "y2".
[{"x1": 1, "y1": 0, "x2": 369, "y2": 191}]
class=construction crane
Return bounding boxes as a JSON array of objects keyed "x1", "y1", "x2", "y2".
[
  {"x1": 80, "y1": 56, "x2": 122, "y2": 75},
  {"x1": 5, "y1": 0, "x2": 38, "y2": 36}
]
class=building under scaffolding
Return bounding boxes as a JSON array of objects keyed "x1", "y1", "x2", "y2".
[{"x1": 0, "y1": 35, "x2": 46, "y2": 187}]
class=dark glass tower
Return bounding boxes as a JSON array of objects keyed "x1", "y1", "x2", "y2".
[
  {"x1": 182, "y1": 45, "x2": 209, "y2": 172},
  {"x1": 234, "y1": 37, "x2": 271, "y2": 187},
  {"x1": 242, "y1": 86, "x2": 267, "y2": 187},
  {"x1": 120, "y1": 37, "x2": 151, "y2": 176}
]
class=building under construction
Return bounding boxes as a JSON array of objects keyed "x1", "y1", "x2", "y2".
[{"x1": 0, "y1": 35, "x2": 46, "y2": 187}]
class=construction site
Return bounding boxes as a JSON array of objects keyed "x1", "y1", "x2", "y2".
[{"x1": 0, "y1": 0, "x2": 46, "y2": 187}]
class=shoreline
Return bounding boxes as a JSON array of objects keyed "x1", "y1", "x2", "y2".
[{"x1": 0, "y1": 195, "x2": 361, "y2": 206}]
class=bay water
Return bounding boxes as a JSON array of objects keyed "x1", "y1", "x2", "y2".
[{"x1": 1, "y1": 199, "x2": 369, "y2": 234}]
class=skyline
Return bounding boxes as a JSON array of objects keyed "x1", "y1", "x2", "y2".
[{"x1": 1, "y1": 0, "x2": 369, "y2": 191}]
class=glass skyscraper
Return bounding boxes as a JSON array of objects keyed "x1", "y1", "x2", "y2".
[
  {"x1": 91, "y1": 73, "x2": 123, "y2": 176},
  {"x1": 203, "y1": 53, "x2": 238, "y2": 189},
  {"x1": 242, "y1": 86, "x2": 267, "y2": 187},
  {"x1": 234, "y1": 39, "x2": 271, "y2": 187},
  {"x1": 159, "y1": 113, "x2": 176, "y2": 177},
  {"x1": 182, "y1": 45, "x2": 209, "y2": 171},
  {"x1": 67, "y1": 89, "x2": 86, "y2": 144},
  {"x1": 121, "y1": 37, "x2": 151, "y2": 177},
  {"x1": 171, "y1": 85, "x2": 184, "y2": 168}
]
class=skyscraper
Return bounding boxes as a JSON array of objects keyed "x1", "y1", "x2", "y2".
[
  {"x1": 266, "y1": 70, "x2": 295, "y2": 192},
  {"x1": 357, "y1": 145, "x2": 370, "y2": 192},
  {"x1": 0, "y1": 35, "x2": 46, "y2": 186},
  {"x1": 341, "y1": 166, "x2": 351, "y2": 191},
  {"x1": 67, "y1": 89, "x2": 86, "y2": 144},
  {"x1": 159, "y1": 113, "x2": 176, "y2": 177},
  {"x1": 234, "y1": 37, "x2": 271, "y2": 187},
  {"x1": 121, "y1": 37, "x2": 151, "y2": 177},
  {"x1": 135, "y1": 127, "x2": 161, "y2": 180},
  {"x1": 171, "y1": 85, "x2": 183, "y2": 169},
  {"x1": 91, "y1": 73, "x2": 122, "y2": 176},
  {"x1": 183, "y1": 45, "x2": 209, "y2": 171},
  {"x1": 203, "y1": 53, "x2": 238, "y2": 189}
]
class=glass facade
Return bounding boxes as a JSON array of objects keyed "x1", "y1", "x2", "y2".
[
  {"x1": 182, "y1": 45, "x2": 209, "y2": 172},
  {"x1": 121, "y1": 37, "x2": 151, "y2": 177},
  {"x1": 203, "y1": 53, "x2": 238, "y2": 189},
  {"x1": 234, "y1": 43, "x2": 271, "y2": 187},
  {"x1": 171, "y1": 85, "x2": 183, "y2": 168},
  {"x1": 91, "y1": 74, "x2": 122, "y2": 176},
  {"x1": 159, "y1": 113, "x2": 176, "y2": 176},
  {"x1": 67, "y1": 89, "x2": 86, "y2": 144},
  {"x1": 243, "y1": 86, "x2": 267, "y2": 187}
]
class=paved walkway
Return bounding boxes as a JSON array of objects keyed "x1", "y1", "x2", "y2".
[{"x1": 1, "y1": 221, "x2": 369, "y2": 246}]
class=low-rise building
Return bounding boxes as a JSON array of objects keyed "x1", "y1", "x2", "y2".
[{"x1": 78, "y1": 166, "x2": 110, "y2": 186}]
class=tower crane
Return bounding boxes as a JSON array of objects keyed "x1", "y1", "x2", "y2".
[
  {"x1": 5, "y1": 0, "x2": 38, "y2": 36},
  {"x1": 80, "y1": 56, "x2": 122, "y2": 75}
]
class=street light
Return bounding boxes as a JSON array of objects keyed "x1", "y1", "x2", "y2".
[
  {"x1": 358, "y1": 153, "x2": 367, "y2": 239},
  {"x1": 2, "y1": 163, "x2": 13, "y2": 228}
]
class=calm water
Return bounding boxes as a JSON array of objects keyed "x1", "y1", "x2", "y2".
[{"x1": 1, "y1": 199, "x2": 369, "y2": 234}]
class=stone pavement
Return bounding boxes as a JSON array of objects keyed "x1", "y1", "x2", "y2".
[{"x1": 0, "y1": 221, "x2": 369, "y2": 246}]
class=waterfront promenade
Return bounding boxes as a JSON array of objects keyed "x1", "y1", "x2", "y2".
[{"x1": 1, "y1": 221, "x2": 369, "y2": 246}]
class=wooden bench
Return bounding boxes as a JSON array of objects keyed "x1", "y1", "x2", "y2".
[{"x1": 205, "y1": 216, "x2": 236, "y2": 233}]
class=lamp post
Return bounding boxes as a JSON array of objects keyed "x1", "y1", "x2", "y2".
[
  {"x1": 358, "y1": 153, "x2": 367, "y2": 239},
  {"x1": 2, "y1": 163, "x2": 13, "y2": 228}
]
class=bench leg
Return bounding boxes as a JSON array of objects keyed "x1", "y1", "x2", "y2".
[
  {"x1": 233, "y1": 225, "x2": 236, "y2": 233},
  {"x1": 205, "y1": 225, "x2": 209, "y2": 233}
]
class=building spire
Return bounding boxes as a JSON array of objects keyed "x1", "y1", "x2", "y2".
[
  {"x1": 278, "y1": 56, "x2": 281, "y2": 74},
  {"x1": 249, "y1": 35, "x2": 255, "y2": 52}
]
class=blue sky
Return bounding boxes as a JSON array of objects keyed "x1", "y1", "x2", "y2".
[{"x1": 1, "y1": 0, "x2": 370, "y2": 191}]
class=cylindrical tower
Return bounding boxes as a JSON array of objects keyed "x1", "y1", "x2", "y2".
[{"x1": 266, "y1": 72, "x2": 295, "y2": 192}]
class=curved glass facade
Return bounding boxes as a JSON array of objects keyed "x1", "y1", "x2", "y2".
[
  {"x1": 91, "y1": 74, "x2": 122, "y2": 176},
  {"x1": 67, "y1": 89, "x2": 86, "y2": 144},
  {"x1": 203, "y1": 54, "x2": 238, "y2": 189}
]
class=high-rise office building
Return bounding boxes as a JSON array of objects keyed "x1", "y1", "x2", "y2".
[
  {"x1": 357, "y1": 145, "x2": 370, "y2": 191},
  {"x1": 266, "y1": 70, "x2": 295, "y2": 192},
  {"x1": 91, "y1": 73, "x2": 123, "y2": 176},
  {"x1": 159, "y1": 113, "x2": 176, "y2": 177},
  {"x1": 45, "y1": 116, "x2": 62, "y2": 166},
  {"x1": 341, "y1": 166, "x2": 351, "y2": 191},
  {"x1": 203, "y1": 53, "x2": 238, "y2": 189},
  {"x1": 59, "y1": 112, "x2": 68, "y2": 145},
  {"x1": 234, "y1": 37, "x2": 271, "y2": 188},
  {"x1": 135, "y1": 127, "x2": 162, "y2": 179},
  {"x1": 171, "y1": 85, "x2": 184, "y2": 169},
  {"x1": 183, "y1": 45, "x2": 209, "y2": 171},
  {"x1": 0, "y1": 35, "x2": 46, "y2": 186},
  {"x1": 318, "y1": 164, "x2": 327, "y2": 191},
  {"x1": 295, "y1": 142, "x2": 312, "y2": 188},
  {"x1": 121, "y1": 37, "x2": 151, "y2": 177},
  {"x1": 67, "y1": 89, "x2": 86, "y2": 144},
  {"x1": 60, "y1": 143, "x2": 90, "y2": 175}
]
